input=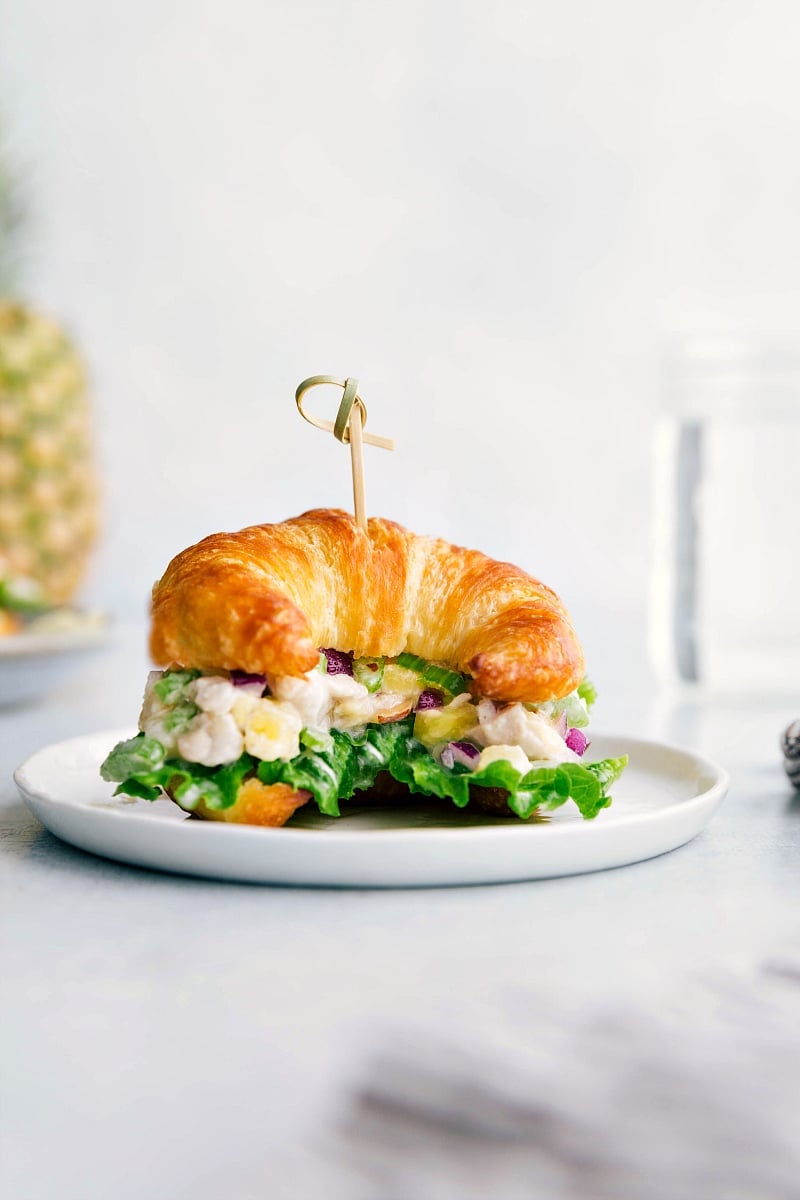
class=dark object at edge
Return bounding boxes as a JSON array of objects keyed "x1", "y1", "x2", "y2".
[{"x1": 781, "y1": 719, "x2": 800, "y2": 787}]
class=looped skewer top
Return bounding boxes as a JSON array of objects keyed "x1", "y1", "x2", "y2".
[
  {"x1": 295, "y1": 375, "x2": 394, "y2": 449},
  {"x1": 294, "y1": 375, "x2": 395, "y2": 530}
]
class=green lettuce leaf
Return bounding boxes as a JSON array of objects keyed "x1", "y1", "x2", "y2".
[
  {"x1": 347, "y1": 720, "x2": 412, "y2": 792},
  {"x1": 100, "y1": 733, "x2": 255, "y2": 810},
  {"x1": 299, "y1": 727, "x2": 334, "y2": 753},
  {"x1": 170, "y1": 773, "x2": 225, "y2": 810},
  {"x1": 112, "y1": 776, "x2": 164, "y2": 802},
  {"x1": 100, "y1": 733, "x2": 166, "y2": 781},
  {"x1": 256, "y1": 729, "x2": 357, "y2": 816},
  {"x1": 385, "y1": 733, "x2": 626, "y2": 821},
  {"x1": 384, "y1": 727, "x2": 472, "y2": 808},
  {"x1": 210, "y1": 754, "x2": 259, "y2": 808},
  {"x1": 111, "y1": 755, "x2": 254, "y2": 811},
  {"x1": 100, "y1": 725, "x2": 627, "y2": 823},
  {"x1": 256, "y1": 722, "x2": 407, "y2": 816}
]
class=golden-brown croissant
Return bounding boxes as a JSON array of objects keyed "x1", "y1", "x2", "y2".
[
  {"x1": 168, "y1": 778, "x2": 311, "y2": 827},
  {"x1": 150, "y1": 508, "x2": 584, "y2": 703}
]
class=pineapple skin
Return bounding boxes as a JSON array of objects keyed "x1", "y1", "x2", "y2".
[{"x1": 0, "y1": 301, "x2": 99, "y2": 606}]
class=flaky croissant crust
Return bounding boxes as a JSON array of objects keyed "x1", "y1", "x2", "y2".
[{"x1": 150, "y1": 509, "x2": 584, "y2": 703}]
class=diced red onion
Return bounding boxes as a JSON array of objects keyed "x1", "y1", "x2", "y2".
[
  {"x1": 230, "y1": 670, "x2": 267, "y2": 688},
  {"x1": 322, "y1": 648, "x2": 353, "y2": 676},
  {"x1": 416, "y1": 688, "x2": 444, "y2": 710},
  {"x1": 440, "y1": 740, "x2": 480, "y2": 770},
  {"x1": 556, "y1": 711, "x2": 568, "y2": 738},
  {"x1": 565, "y1": 728, "x2": 590, "y2": 756},
  {"x1": 453, "y1": 740, "x2": 480, "y2": 762}
]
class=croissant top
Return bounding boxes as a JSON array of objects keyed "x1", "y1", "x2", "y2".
[{"x1": 149, "y1": 508, "x2": 585, "y2": 703}]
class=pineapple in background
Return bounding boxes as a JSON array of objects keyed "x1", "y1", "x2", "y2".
[{"x1": 0, "y1": 129, "x2": 99, "y2": 633}]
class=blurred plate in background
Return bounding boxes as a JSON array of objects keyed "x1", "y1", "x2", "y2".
[{"x1": 0, "y1": 615, "x2": 112, "y2": 707}]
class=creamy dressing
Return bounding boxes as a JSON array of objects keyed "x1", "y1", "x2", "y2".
[
  {"x1": 178, "y1": 711, "x2": 243, "y2": 766},
  {"x1": 267, "y1": 669, "x2": 371, "y2": 730},
  {"x1": 476, "y1": 744, "x2": 531, "y2": 775},
  {"x1": 471, "y1": 700, "x2": 577, "y2": 763}
]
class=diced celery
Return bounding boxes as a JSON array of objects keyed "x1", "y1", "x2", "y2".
[
  {"x1": 300, "y1": 727, "x2": 334, "y2": 753},
  {"x1": 394, "y1": 652, "x2": 467, "y2": 697},
  {"x1": 353, "y1": 656, "x2": 385, "y2": 693},
  {"x1": 163, "y1": 701, "x2": 200, "y2": 733},
  {"x1": 422, "y1": 664, "x2": 467, "y2": 695},
  {"x1": 532, "y1": 691, "x2": 590, "y2": 729},
  {"x1": 396, "y1": 651, "x2": 428, "y2": 673},
  {"x1": 154, "y1": 669, "x2": 199, "y2": 705}
]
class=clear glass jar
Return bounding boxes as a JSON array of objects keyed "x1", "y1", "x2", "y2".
[{"x1": 651, "y1": 338, "x2": 800, "y2": 695}]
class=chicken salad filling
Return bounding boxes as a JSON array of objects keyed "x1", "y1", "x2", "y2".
[{"x1": 100, "y1": 652, "x2": 627, "y2": 820}]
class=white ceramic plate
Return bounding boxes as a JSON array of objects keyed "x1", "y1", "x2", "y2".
[
  {"x1": 14, "y1": 730, "x2": 729, "y2": 887},
  {"x1": 0, "y1": 619, "x2": 112, "y2": 706}
]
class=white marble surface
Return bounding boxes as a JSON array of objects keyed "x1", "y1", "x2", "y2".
[{"x1": 2, "y1": 626, "x2": 800, "y2": 1199}]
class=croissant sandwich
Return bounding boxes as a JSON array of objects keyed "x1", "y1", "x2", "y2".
[{"x1": 101, "y1": 509, "x2": 626, "y2": 825}]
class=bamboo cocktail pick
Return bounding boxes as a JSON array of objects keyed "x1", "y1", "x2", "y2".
[{"x1": 295, "y1": 375, "x2": 395, "y2": 531}]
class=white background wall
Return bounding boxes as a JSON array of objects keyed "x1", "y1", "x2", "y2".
[{"x1": 3, "y1": 0, "x2": 800, "y2": 692}]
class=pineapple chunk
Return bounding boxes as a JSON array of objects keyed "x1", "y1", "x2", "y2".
[
  {"x1": 381, "y1": 663, "x2": 424, "y2": 695},
  {"x1": 414, "y1": 699, "x2": 478, "y2": 749},
  {"x1": 244, "y1": 699, "x2": 302, "y2": 762}
]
